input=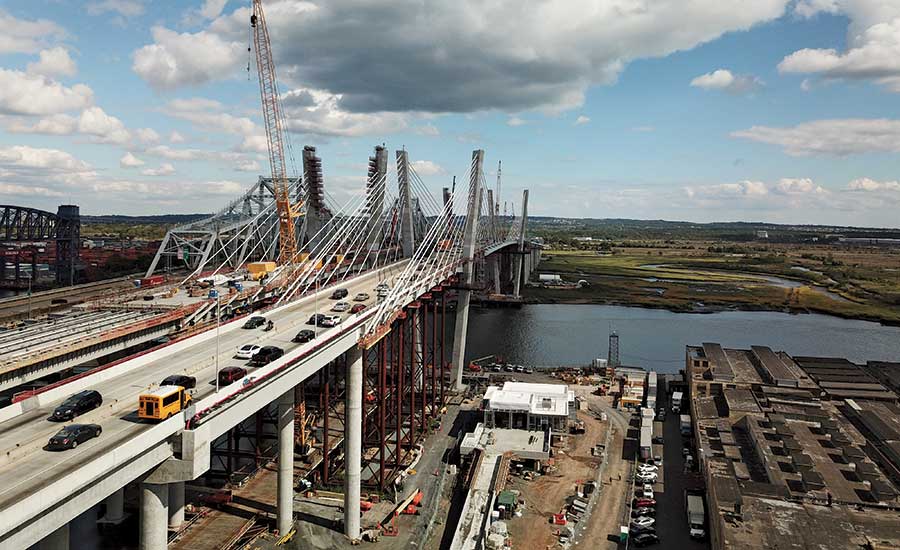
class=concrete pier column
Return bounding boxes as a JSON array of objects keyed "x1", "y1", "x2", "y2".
[
  {"x1": 104, "y1": 488, "x2": 125, "y2": 524},
  {"x1": 39, "y1": 523, "x2": 69, "y2": 550},
  {"x1": 277, "y1": 389, "x2": 295, "y2": 535},
  {"x1": 491, "y1": 256, "x2": 501, "y2": 294},
  {"x1": 344, "y1": 347, "x2": 363, "y2": 540},
  {"x1": 140, "y1": 482, "x2": 168, "y2": 550},
  {"x1": 168, "y1": 481, "x2": 185, "y2": 530}
]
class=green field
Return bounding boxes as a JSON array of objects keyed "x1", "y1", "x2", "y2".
[{"x1": 526, "y1": 249, "x2": 900, "y2": 325}]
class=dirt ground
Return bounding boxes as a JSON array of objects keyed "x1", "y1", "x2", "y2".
[{"x1": 506, "y1": 394, "x2": 609, "y2": 550}]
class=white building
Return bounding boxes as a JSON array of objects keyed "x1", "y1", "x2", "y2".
[{"x1": 482, "y1": 382, "x2": 575, "y2": 431}]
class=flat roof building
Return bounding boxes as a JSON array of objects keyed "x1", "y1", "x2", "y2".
[
  {"x1": 686, "y1": 343, "x2": 900, "y2": 550},
  {"x1": 482, "y1": 382, "x2": 575, "y2": 431}
]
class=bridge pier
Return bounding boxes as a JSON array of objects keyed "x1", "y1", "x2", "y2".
[
  {"x1": 344, "y1": 347, "x2": 363, "y2": 541},
  {"x1": 168, "y1": 481, "x2": 185, "y2": 530},
  {"x1": 277, "y1": 389, "x2": 295, "y2": 536},
  {"x1": 39, "y1": 522, "x2": 68, "y2": 550},
  {"x1": 101, "y1": 488, "x2": 125, "y2": 524},
  {"x1": 140, "y1": 482, "x2": 168, "y2": 550}
]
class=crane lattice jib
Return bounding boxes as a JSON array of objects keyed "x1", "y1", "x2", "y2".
[{"x1": 251, "y1": 0, "x2": 297, "y2": 264}]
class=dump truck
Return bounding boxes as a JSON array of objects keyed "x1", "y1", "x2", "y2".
[{"x1": 686, "y1": 493, "x2": 706, "y2": 539}]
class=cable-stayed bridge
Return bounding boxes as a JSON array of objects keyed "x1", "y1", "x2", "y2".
[{"x1": 0, "y1": 146, "x2": 537, "y2": 550}]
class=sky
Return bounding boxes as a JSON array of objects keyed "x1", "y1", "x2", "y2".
[{"x1": 0, "y1": 0, "x2": 899, "y2": 227}]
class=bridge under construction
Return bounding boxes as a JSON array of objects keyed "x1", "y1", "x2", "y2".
[{"x1": 0, "y1": 144, "x2": 538, "y2": 550}]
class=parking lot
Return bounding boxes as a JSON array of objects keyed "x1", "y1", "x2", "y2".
[{"x1": 626, "y1": 389, "x2": 709, "y2": 549}]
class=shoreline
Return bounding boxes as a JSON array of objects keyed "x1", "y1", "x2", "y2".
[{"x1": 518, "y1": 295, "x2": 900, "y2": 327}]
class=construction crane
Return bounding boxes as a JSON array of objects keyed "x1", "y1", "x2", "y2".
[{"x1": 250, "y1": 0, "x2": 299, "y2": 264}]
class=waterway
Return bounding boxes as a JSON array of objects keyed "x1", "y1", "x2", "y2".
[{"x1": 464, "y1": 304, "x2": 900, "y2": 374}]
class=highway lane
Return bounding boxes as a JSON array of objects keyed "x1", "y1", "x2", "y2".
[{"x1": 0, "y1": 262, "x2": 406, "y2": 513}]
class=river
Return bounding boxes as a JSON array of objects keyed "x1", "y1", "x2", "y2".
[{"x1": 464, "y1": 304, "x2": 900, "y2": 373}]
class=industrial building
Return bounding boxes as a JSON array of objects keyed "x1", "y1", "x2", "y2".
[
  {"x1": 482, "y1": 381, "x2": 575, "y2": 431},
  {"x1": 684, "y1": 343, "x2": 900, "y2": 550}
]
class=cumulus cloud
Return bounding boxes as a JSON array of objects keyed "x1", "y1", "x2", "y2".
[
  {"x1": 690, "y1": 69, "x2": 763, "y2": 94},
  {"x1": 132, "y1": 0, "x2": 790, "y2": 114},
  {"x1": 141, "y1": 162, "x2": 176, "y2": 176},
  {"x1": 5, "y1": 114, "x2": 78, "y2": 135},
  {"x1": 773, "y1": 177, "x2": 826, "y2": 194},
  {"x1": 409, "y1": 160, "x2": 446, "y2": 177},
  {"x1": 235, "y1": 159, "x2": 261, "y2": 172},
  {"x1": 27, "y1": 47, "x2": 77, "y2": 78},
  {"x1": 136, "y1": 127, "x2": 161, "y2": 144},
  {"x1": 78, "y1": 106, "x2": 131, "y2": 144},
  {"x1": 86, "y1": 0, "x2": 145, "y2": 18},
  {"x1": 0, "y1": 9, "x2": 67, "y2": 54},
  {"x1": 132, "y1": 26, "x2": 243, "y2": 90},
  {"x1": 684, "y1": 180, "x2": 769, "y2": 200},
  {"x1": 507, "y1": 116, "x2": 526, "y2": 127},
  {"x1": 847, "y1": 177, "x2": 900, "y2": 191},
  {"x1": 732, "y1": 118, "x2": 900, "y2": 156},
  {"x1": 169, "y1": 130, "x2": 186, "y2": 143},
  {"x1": 0, "y1": 69, "x2": 93, "y2": 115},
  {"x1": 781, "y1": 3, "x2": 900, "y2": 92},
  {"x1": 120, "y1": 152, "x2": 145, "y2": 168},
  {"x1": 574, "y1": 115, "x2": 590, "y2": 126},
  {"x1": 280, "y1": 87, "x2": 409, "y2": 137},
  {"x1": 164, "y1": 97, "x2": 257, "y2": 136}
]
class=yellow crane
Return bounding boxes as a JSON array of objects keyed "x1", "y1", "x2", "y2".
[{"x1": 251, "y1": 0, "x2": 299, "y2": 264}]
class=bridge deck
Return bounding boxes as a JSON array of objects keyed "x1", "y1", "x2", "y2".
[{"x1": 0, "y1": 262, "x2": 408, "y2": 548}]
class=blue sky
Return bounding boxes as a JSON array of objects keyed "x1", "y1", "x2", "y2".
[{"x1": 1, "y1": 0, "x2": 899, "y2": 227}]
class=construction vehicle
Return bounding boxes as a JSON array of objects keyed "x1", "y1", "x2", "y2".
[{"x1": 250, "y1": 0, "x2": 301, "y2": 264}]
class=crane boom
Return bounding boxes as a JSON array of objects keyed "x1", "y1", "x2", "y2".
[{"x1": 251, "y1": 0, "x2": 298, "y2": 264}]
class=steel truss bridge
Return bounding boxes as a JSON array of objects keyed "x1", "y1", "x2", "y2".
[
  {"x1": 0, "y1": 204, "x2": 80, "y2": 286},
  {"x1": 0, "y1": 146, "x2": 536, "y2": 550}
]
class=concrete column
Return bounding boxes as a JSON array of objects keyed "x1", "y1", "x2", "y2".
[
  {"x1": 168, "y1": 481, "x2": 185, "y2": 530},
  {"x1": 451, "y1": 150, "x2": 485, "y2": 389},
  {"x1": 491, "y1": 256, "x2": 501, "y2": 294},
  {"x1": 103, "y1": 488, "x2": 125, "y2": 524},
  {"x1": 39, "y1": 523, "x2": 69, "y2": 550},
  {"x1": 140, "y1": 482, "x2": 168, "y2": 550},
  {"x1": 344, "y1": 347, "x2": 363, "y2": 541},
  {"x1": 277, "y1": 390, "x2": 295, "y2": 535}
]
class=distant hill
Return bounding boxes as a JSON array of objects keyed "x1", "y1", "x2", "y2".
[{"x1": 81, "y1": 214, "x2": 209, "y2": 225}]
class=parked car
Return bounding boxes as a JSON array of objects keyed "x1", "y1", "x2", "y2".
[
  {"x1": 242, "y1": 316, "x2": 266, "y2": 329},
  {"x1": 49, "y1": 390, "x2": 103, "y2": 421},
  {"x1": 631, "y1": 516, "x2": 655, "y2": 529},
  {"x1": 637, "y1": 474, "x2": 658, "y2": 483},
  {"x1": 251, "y1": 346, "x2": 284, "y2": 366},
  {"x1": 633, "y1": 498, "x2": 656, "y2": 508},
  {"x1": 683, "y1": 446, "x2": 691, "y2": 456},
  {"x1": 332, "y1": 301, "x2": 350, "y2": 312},
  {"x1": 629, "y1": 525, "x2": 657, "y2": 537},
  {"x1": 330, "y1": 288, "x2": 348, "y2": 299},
  {"x1": 353, "y1": 292, "x2": 370, "y2": 302},
  {"x1": 218, "y1": 366, "x2": 247, "y2": 386},
  {"x1": 632, "y1": 507, "x2": 656, "y2": 518},
  {"x1": 638, "y1": 464, "x2": 659, "y2": 473},
  {"x1": 47, "y1": 424, "x2": 102, "y2": 451},
  {"x1": 292, "y1": 329, "x2": 316, "y2": 343},
  {"x1": 307, "y1": 313, "x2": 327, "y2": 326},
  {"x1": 160, "y1": 374, "x2": 196, "y2": 389},
  {"x1": 640, "y1": 484, "x2": 655, "y2": 499},
  {"x1": 632, "y1": 533, "x2": 660, "y2": 547},
  {"x1": 350, "y1": 304, "x2": 367, "y2": 314},
  {"x1": 235, "y1": 344, "x2": 262, "y2": 359}
]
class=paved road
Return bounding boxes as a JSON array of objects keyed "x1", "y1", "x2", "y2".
[
  {"x1": 649, "y1": 396, "x2": 709, "y2": 550},
  {"x1": 0, "y1": 264, "x2": 406, "y2": 516}
]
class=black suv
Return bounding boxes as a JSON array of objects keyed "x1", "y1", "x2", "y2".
[
  {"x1": 251, "y1": 346, "x2": 284, "y2": 366},
  {"x1": 292, "y1": 329, "x2": 316, "y2": 343},
  {"x1": 307, "y1": 313, "x2": 327, "y2": 326},
  {"x1": 160, "y1": 374, "x2": 196, "y2": 389},
  {"x1": 242, "y1": 316, "x2": 267, "y2": 329},
  {"x1": 330, "y1": 288, "x2": 348, "y2": 299},
  {"x1": 50, "y1": 390, "x2": 102, "y2": 421}
]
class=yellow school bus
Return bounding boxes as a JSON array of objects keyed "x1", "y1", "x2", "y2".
[{"x1": 138, "y1": 385, "x2": 192, "y2": 421}]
